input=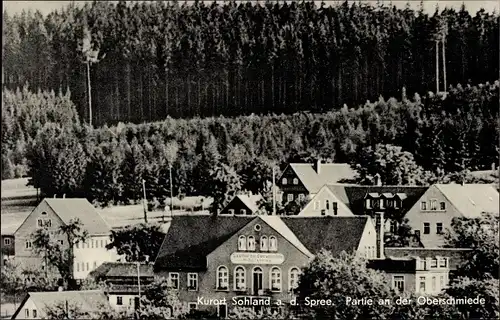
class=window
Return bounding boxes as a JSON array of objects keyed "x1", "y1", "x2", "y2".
[
  {"x1": 373, "y1": 199, "x2": 380, "y2": 209},
  {"x1": 390, "y1": 220, "x2": 398, "y2": 233},
  {"x1": 439, "y1": 258, "x2": 447, "y2": 268},
  {"x1": 93, "y1": 261, "x2": 97, "y2": 269},
  {"x1": 287, "y1": 194, "x2": 294, "y2": 202},
  {"x1": 117, "y1": 296, "x2": 123, "y2": 306},
  {"x1": 228, "y1": 209, "x2": 235, "y2": 215},
  {"x1": 247, "y1": 236, "x2": 256, "y2": 251},
  {"x1": 188, "y1": 303, "x2": 197, "y2": 312},
  {"x1": 365, "y1": 198, "x2": 372, "y2": 209},
  {"x1": 269, "y1": 236, "x2": 278, "y2": 251},
  {"x1": 436, "y1": 223, "x2": 443, "y2": 234},
  {"x1": 423, "y1": 223, "x2": 430, "y2": 234},
  {"x1": 386, "y1": 199, "x2": 394, "y2": 208},
  {"x1": 313, "y1": 201, "x2": 320, "y2": 210},
  {"x1": 169, "y1": 273, "x2": 179, "y2": 289},
  {"x1": 393, "y1": 276, "x2": 405, "y2": 292},
  {"x1": 100, "y1": 240, "x2": 104, "y2": 248},
  {"x1": 282, "y1": 178, "x2": 287, "y2": 185},
  {"x1": 419, "y1": 276, "x2": 426, "y2": 293},
  {"x1": 421, "y1": 201, "x2": 427, "y2": 210},
  {"x1": 254, "y1": 224, "x2": 261, "y2": 231},
  {"x1": 292, "y1": 178, "x2": 298, "y2": 185},
  {"x1": 33, "y1": 309, "x2": 37, "y2": 318},
  {"x1": 58, "y1": 240, "x2": 64, "y2": 245},
  {"x1": 260, "y1": 236, "x2": 268, "y2": 251},
  {"x1": 188, "y1": 273, "x2": 198, "y2": 291},
  {"x1": 289, "y1": 267, "x2": 300, "y2": 291},
  {"x1": 379, "y1": 199, "x2": 385, "y2": 209},
  {"x1": 37, "y1": 219, "x2": 43, "y2": 228},
  {"x1": 270, "y1": 267, "x2": 281, "y2": 292},
  {"x1": 321, "y1": 209, "x2": 326, "y2": 216},
  {"x1": 234, "y1": 266, "x2": 246, "y2": 290},
  {"x1": 325, "y1": 200, "x2": 330, "y2": 210},
  {"x1": 86, "y1": 262, "x2": 89, "y2": 271},
  {"x1": 4, "y1": 238, "x2": 11, "y2": 245},
  {"x1": 238, "y1": 236, "x2": 246, "y2": 251},
  {"x1": 332, "y1": 202, "x2": 338, "y2": 215},
  {"x1": 41, "y1": 211, "x2": 47, "y2": 215},
  {"x1": 440, "y1": 202, "x2": 446, "y2": 210},
  {"x1": 44, "y1": 219, "x2": 52, "y2": 228},
  {"x1": 430, "y1": 259, "x2": 438, "y2": 268},
  {"x1": 431, "y1": 276, "x2": 436, "y2": 291},
  {"x1": 75, "y1": 241, "x2": 79, "y2": 249},
  {"x1": 25, "y1": 309, "x2": 29, "y2": 318},
  {"x1": 77, "y1": 263, "x2": 80, "y2": 272},
  {"x1": 240, "y1": 209, "x2": 247, "y2": 215},
  {"x1": 217, "y1": 266, "x2": 229, "y2": 290},
  {"x1": 25, "y1": 240, "x2": 32, "y2": 249},
  {"x1": 91, "y1": 240, "x2": 94, "y2": 248},
  {"x1": 298, "y1": 194, "x2": 305, "y2": 201},
  {"x1": 430, "y1": 200, "x2": 437, "y2": 210}
]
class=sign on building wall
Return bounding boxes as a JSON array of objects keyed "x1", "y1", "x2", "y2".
[{"x1": 230, "y1": 252, "x2": 285, "y2": 265}]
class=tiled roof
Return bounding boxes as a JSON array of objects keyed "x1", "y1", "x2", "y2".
[
  {"x1": 154, "y1": 216, "x2": 369, "y2": 271},
  {"x1": 89, "y1": 262, "x2": 154, "y2": 280},
  {"x1": 435, "y1": 184, "x2": 499, "y2": 218},
  {"x1": 154, "y1": 216, "x2": 254, "y2": 271},
  {"x1": 282, "y1": 216, "x2": 369, "y2": 255},
  {"x1": 384, "y1": 248, "x2": 471, "y2": 270},
  {"x1": 326, "y1": 185, "x2": 428, "y2": 215},
  {"x1": 44, "y1": 198, "x2": 111, "y2": 235},
  {"x1": 13, "y1": 290, "x2": 110, "y2": 319},
  {"x1": 289, "y1": 163, "x2": 357, "y2": 193}
]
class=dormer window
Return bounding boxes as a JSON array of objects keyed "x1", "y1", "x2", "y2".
[
  {"x1": 238, "y1": 236, "x2": 247, "y2": 251},
  {"x1": 386, "y1": 200, "x2": 393, "y2": 208},
  {"x1": 379, "y1": 199, "x2": 385, "y2": 209},
  {"x1": 365, "y1": 199, "x2": 371, "y2": 209},
  {"x1": 282, "y1": 178, "x2": 287, "y2": 185},
  {"x1": 292, "y1": 178, "x2": 299, "y2": 185},
  {"x1": 373, "y1": 199, "x2": 380, "y2": 209},
  {"x1": 228, "y1": 209, "x2": 235, "y2": 215}
]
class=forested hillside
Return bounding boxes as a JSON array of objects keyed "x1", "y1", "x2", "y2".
[
  {"x1": 8, "y1": 81, "x2": 498, "y2": 206},
  {"x1": 2, "y1": 1, "x2": 499, "y2": 125}
]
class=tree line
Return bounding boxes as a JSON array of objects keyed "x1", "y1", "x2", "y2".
[
  {"x1": 3, "y1": 81, "x2": 496, "y2": 208},
  {"x1": 2, "y1": 1, "x2": 499, "y2": 125}
]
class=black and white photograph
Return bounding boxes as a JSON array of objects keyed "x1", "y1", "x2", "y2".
[{"x1": 1, "y1": 0, "x2": 499, "y2": 319}]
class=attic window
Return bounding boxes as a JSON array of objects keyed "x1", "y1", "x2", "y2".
[
  {"x1": 41, "y1": 211, "x2": 47, "y2": 215},
  {"x1": 254, "y1": 224, "x2": 261, "y2": 232}
]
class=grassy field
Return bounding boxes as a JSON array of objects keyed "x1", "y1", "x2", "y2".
[{"x1": 1, "y1": 178, "x2": 212, "y2": 234}]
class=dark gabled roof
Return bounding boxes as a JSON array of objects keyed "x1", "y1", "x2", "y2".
[
  {"x1": 282, "y1": 216, "x2": 369, "y2": 255},
  {"x1": 89, "y1": 262, "x2": 154, "y2": 281},
  {"x1": 154, "y1": 216, "x2": 254, "y2": 272},
  {"x1": 326, "y1": 185, "x2": 428, "y2": 215},
  {"x1": 154, "y1": 216, "x2": 370, "y2": 272},
  {"x1": 288, "y1": 163, "x2": 357, "y2": 193},
  {"x1": 384, "y1": 248, "x2": 471, "y2": 270}
]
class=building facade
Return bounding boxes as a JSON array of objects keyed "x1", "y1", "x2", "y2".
[
  {"x1": 368, "y1": 256, "x2": 451, "y2": 295},
  {"x1": 154, "y1": 215, "x2": 381, "y2": 317},
  {"x1": 1, "y1": 233, "x2": 15, "y2": 266},
  {"x1": 13, "y1": 198, "x2": 120, "y2": 279},
  {"x1": 405, "y1": 184, "x2": 499, "y2": 247}
]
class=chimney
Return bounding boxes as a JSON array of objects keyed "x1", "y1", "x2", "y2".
[
  {"x1": 58, "y1": 286, "x2": 63, "y2": 292},
  {"x1": 314, "y1": 159, "x2": 322, "y2": 174},
  {"x1": 375, "y1": 212, "x2": 385, "y2": 259},
  {"x1": 63, "y1": 194, "x2": 66, "y2": 199},
  {"x1": 374, "y1": 173, "x2": 382, "y2": 186}
]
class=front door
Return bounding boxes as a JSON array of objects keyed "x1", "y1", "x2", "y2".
[
  {"x1": 252, "y1": 267, "x2": 263, "y2": 295},
  {"x1": 217, "y1": 304, "x2": 227, "y2": 318}
]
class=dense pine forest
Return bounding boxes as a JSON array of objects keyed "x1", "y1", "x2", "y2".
[
  {"x1": 2, "y1": 81, "x2": 498, "y2": 207},
  {"x1": 2, "y1": 1, "x2": 499, "y2": 125}
]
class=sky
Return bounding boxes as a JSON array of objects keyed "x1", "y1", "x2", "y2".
[{"x1": 3, "y1": 0, "x2": 499, "y2": 16}]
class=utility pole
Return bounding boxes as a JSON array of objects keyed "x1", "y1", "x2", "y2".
[
  {"x1": 136, "y1": 261, "x2": 141, "y2": 311},
  {"x1": 272, "y1": 167, "x2": 276, "y2": 215},
  {"x1": 442, "y1": 37, "x2": 447, "y2": 92},
  {"x1": 86, "y1": 60, "x2": 92, "y2": 127},
  {"x1": 142, "y1": 179, "x2": 148, "y2": 223},
  {"x1": 169, "y1": 165, "x2": 174, "y2": 217},
  {"x1": 435, "y1": 40, "x2": 440, "y2": 93}
]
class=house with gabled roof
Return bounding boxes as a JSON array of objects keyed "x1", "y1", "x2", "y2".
[
  {"x1": 298, "y1": 184, "x2": 427, "y2": 229},
  {"x1": 220, "y1": 194, "x2": 263, "y2": 216},
  {"x1": 14, "y1": 198, "x2": 121, "y2": 280},
  {"x1": 11, "y1": 290, "x2": 112, "y2": 320},
  {"x1": 153, "y1": 215, "x2": 380, "y2": 317},
  {"x1": 277, "y1": 160, "x2": 356, "y2": 205},
  {"x1": 404, "y1": 184, "x2": 499, "y2": 247}
]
